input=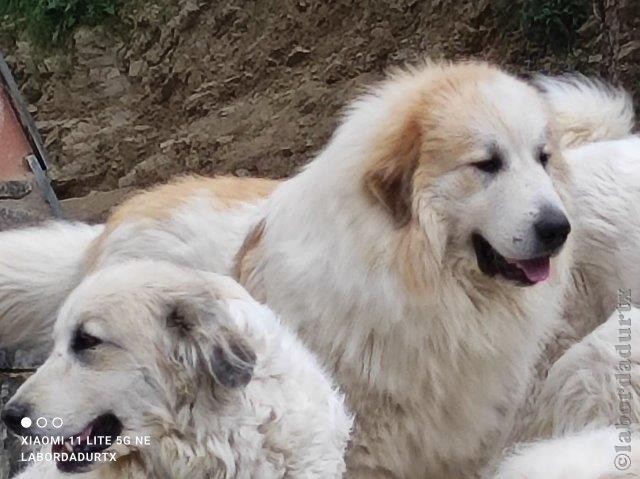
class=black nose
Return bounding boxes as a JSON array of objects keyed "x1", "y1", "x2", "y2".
[
  {"x1": 534, "y1": 208, "x2": 571, "y2": 252},
  {"x1": 1, "y1": 402, "x2": 30, "y2": 434}
]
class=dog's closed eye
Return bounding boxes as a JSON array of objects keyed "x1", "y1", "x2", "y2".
[
  {"x1": 471, "y1": 152, "x2": 503, "y2": 174},
  {"x1": 538, "y1": 148, "x2": 550, "y2": 168},
  {"x1": 71, "y1": 328, "x2": 102, "y2": 352}
]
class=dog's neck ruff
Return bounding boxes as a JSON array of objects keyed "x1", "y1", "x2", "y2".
[
  {"x1": 245, "y1": 97, "x2": 573, "y2": 475},
  {"x1": 263, "y1": 161, "x2": 569, "y2": 385}
]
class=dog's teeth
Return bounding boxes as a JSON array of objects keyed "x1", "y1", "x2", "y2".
[{"x1": 65, "y1": 442, "x2": 73, "y2": 452}]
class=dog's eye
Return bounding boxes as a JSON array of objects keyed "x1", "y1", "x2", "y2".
[
  {"x1": 539, "y1": 150, "x2": 550, "y2": 167},
  {"x1": 472, "y1": 154, "x2": 502, "y2": 174},
  {"x1": 72, "y1": 328, "x2": 102, "y2": 352}
]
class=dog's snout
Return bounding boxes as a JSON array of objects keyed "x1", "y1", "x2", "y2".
[
  {"x1": 1, "y1": 402, "x2": 30, "y2": 434},
  {"x1": 534, "y1": 208, "x2": 571, "y2": 252}
]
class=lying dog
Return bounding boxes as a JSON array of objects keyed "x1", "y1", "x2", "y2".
[
  {"x1": 492, "y1": 306, "x2": 640, "y2": 477},
  {"x1": 523, "y1": 306, "x2": 640, "y2": 441},
  {"x1": 535, "y1": 75, "x2": 640, "y2": 337},
  {"x1": 0, "y1": 61, "x2": 636, "y2": 477},
  {"x1": 494, "y1": 426, "x2": 640, "y2": 478},
  {"x1": 2, "y1": 260, "x2": 352, "y2": 478}
]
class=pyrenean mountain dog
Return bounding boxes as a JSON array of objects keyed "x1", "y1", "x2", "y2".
[
  {"x1": 1, "y1": 61, "x2": 638, "y2": 477},
  {"x1": 3, "y1": 260, "x2": 351, "y2": 478}
]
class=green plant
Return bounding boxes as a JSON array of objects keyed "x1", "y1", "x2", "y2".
[
  {"x1": 0, "y1": 0, "x2": 119, "y2": 46},
  {"x1": 496, "y1": 0, "x2": 590, "y2": 53}
]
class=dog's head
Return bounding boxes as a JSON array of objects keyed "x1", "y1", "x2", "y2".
[
  {"x1": 362, "y1": 61, "x2": 572, "y2": 288},
  {"x1": 1, "y1": 261, "x2": 256, "y2": 473}
]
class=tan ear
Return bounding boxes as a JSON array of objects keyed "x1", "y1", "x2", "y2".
[
  {"x1": 363, "y1": 116, "x2": 421, "y2": 227},
  {"x1": 233, "y1": 219, "x2": 267, "y2": 303}
]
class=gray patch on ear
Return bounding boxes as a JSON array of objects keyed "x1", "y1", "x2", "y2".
[
  {"x1": 210, "y1": 335, "x2": 256, "y2": 389},
  {"x1": 167, "y1": 302, "x2": 195, "y2": 335}
]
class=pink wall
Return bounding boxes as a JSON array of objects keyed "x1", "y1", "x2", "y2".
[{"x1": 0, "y1": 88, "x2": 31, "y2": 179}]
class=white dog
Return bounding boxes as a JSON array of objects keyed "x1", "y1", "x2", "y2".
[
  {"x1": 494, "y1": 426, "x2": 640, "y2": 479},
  {"x1": 492, "y1": 306, "x2": 640, "y2": 478},
  {"x1": 502, "y1": 75, "x2": 640, "y2": 445},
  {"x1": 536, "y1": 76, "x2": 640, "y2": 338},
  {"x1": 525, "y1": 305, "x2": 640, "y2": 439},
  {"x1": 2, "y1": 260, "x2": 352, "y2": 478},
  {"x1": 0, "y1": 61, "x2": 637, "y2": 477}
]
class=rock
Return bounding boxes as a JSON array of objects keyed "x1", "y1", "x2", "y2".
[
  {"x1": 42, "y1": 55, "x2": 68, "y2": 74},
  {"x1": 1, "y1": 371, "x2": 34, "y2": 479},
  {"x1": 73, "y1": 27, "x2": 110, "y2": 58},
  {"x1": 61, "y1": 187, "x2": 136, "y2": 223},
  {"x1": 619, "y1": 40, "x2": 640, "y2": 60},
  {"x1": 215, "y1": 135, "x2": 235, "y2": 147},
  {"x1": 0, "y1": 206, "x2": 45, "y2": 230},
  {"x1": 50, "y1": 162, "x2": 108, "y2": 199},
  {"x1": 128, "y1": 59, "x2": 147, "y2": 77},
  {"x1": 12, "y1": 348, "x2": 47, "y2": 369},
  {"x1": 21, "y1": 80, "x2": 42, "y2": 104},
  {"x1": 118, "y1": 153, "x2": 175, "y2": 188},
  {"x1": 103, "y1": 76, "x2": 129, "y2": 97},
  {"x1": 298, "y1": 98, "x2": 316, "y2": 114},
  {"x1": 286, "y1": 47, "x2": 311, "y2": 67},
  {"x1": 160, "y1": 139, "x2": 177, "y2": 150},
  {"x1": 0, "y1": 181, "x2": 31, "y2": 200}
]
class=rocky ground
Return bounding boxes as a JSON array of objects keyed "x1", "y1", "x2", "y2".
[{"x1": 0, "y1": 0, "x2": 638, "y2": 208}]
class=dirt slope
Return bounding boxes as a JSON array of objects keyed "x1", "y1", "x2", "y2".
[{"x1": 1, "y1": 0, "x2": 638, "y2": 201}]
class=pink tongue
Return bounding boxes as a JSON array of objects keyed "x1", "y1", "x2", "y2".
[
  {"x1": 515, "y1": 257, "x2": 550, "y2": 283},
  {"x1": 79, "y1": 423, "x2": 94, "y2": 442}
]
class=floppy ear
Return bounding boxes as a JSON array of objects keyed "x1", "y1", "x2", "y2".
[
  {"x1": 362, "y1": 109, "x2": 449, "y2": 292},
  {"x1": 167, "y1": 301, "x2": 256, "y2": 390},
  {"x1": 363, "y1": 115, "x2": 421, "y2": 227},
  {"x1": 209, "y1": 328, "x2": 256, "y2": 388}
]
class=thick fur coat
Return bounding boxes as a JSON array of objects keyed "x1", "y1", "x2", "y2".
[
  {"x1": 7, "y1": 261, "x2": 351, "y2": 479},
  {"x1": 1, "y1": 62, "x2": 639, "y2": 477}
]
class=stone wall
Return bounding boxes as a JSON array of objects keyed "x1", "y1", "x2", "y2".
[
  {"x1": 0, "y1": 352, "x2": 43, "y2": 479},
  {"x1": 0, "y1": 178, "x2": 51, "y2": 479},
  {"x1": 0, "y1": 177, "x2": 129, "y2": 478}
]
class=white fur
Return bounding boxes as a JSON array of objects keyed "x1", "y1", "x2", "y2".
[
  {"x1": 535, "y1": 74, "x2": 635, "y2": 149},
  {"x1": 566, "y1": 137, "x2": 640, "y2": 319},
  {"x1": 505, "y1": 84, "x2": 640, "y2": 461},
  {"x1": 92, "y1": 196, "x2": 264, "y2": 273},
  {"x1": 2, "y1": 68, "x2": 639, "y2": 477},
  {"x1": 87, "y1": 65, "x2": 575, "y2": 476},
  {"x1": 251, "y1": 72, "x2": 574, "y2": 477},
  {"x1": 494, "y1": 427, "x2": 640, "y2": 479},
  {"x1": 10, "y1": 261, "x2": 352, "y2": 478},
  {"x1": 0, "y1": 222, "x2": 103, "y2": 351},
  {"x1": 524, "y1": 306, "x2": 640, "y2": 440}
]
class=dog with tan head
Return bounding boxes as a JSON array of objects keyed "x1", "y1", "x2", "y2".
[
  {"x1": 247, "y1": 61, "x2": 574, "y2": 477},
  {"x1": 69, "y1": 61, "x2": 576, "y2": 477}
]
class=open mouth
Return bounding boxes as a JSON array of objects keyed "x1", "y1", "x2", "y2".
[
  {"x1": 472, "y1": 234, "x2": 551, "y2": 286},
  {"x1": 51, "y1": 413, "x2": 122, "y2": 473}
]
